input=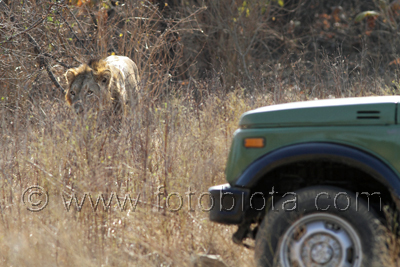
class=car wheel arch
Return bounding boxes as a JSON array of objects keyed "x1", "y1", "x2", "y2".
[{"x1": 235, "y1": 142, "x2": 400, "y2": 207}]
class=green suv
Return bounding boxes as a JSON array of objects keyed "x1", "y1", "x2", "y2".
[{"x1": 209, "y1": 96, "x2": 400, "y2": 267}]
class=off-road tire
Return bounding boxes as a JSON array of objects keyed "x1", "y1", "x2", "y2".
[{"x1": 254, "y1": 185, "x2": 386, "y2": 267}]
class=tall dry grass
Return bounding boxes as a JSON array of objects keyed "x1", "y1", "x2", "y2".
[
  {"x1": 0, "y1": 85, "x2": 267, "y2": 266},
  {"x1": 1, "y1": 78, "x2": 399, "y2": 266},
  {"x1": 1, "y1": 0, "x2": 400, "y2": 266}
]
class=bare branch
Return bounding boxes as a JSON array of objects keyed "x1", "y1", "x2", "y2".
[{"x1": 25, "y1": 33, "x2": 65, "y2": 94}]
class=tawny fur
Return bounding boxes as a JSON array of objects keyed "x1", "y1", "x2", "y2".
[{"x1": 65, "y1": 56, "x2": 140, "y2": 116}]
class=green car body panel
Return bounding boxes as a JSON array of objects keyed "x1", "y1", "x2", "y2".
[{"x1": 225, "y1": 96, "x2": 400, "y2": 186}]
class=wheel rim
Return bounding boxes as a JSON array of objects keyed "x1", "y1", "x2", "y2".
[{"x1": 279, "y1": 213, "x2": 362, "y2": 267}]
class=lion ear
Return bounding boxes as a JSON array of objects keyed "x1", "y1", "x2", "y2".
[
  {"x1": 65, "y1": 69, "x2": 76, "y2": 85},
  {"x1": 95, "y1": 69, "x2": 111, "y2": 86}
]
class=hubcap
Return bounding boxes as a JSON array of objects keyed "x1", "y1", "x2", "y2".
[
  {"x1": 310, "y1": 240, "x2": 334, "y2": 264},
  {"x1": 279, "y1": 213, "x2": 362, "y2": 267}
]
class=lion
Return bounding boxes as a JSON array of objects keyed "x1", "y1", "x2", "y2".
[{"x1": 65, "y1": 55, "x2": 140, "y2": 116}]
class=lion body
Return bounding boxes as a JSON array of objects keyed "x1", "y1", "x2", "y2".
[{"x1": 65, "y1": 55, "x2": 139, "y2": 116}]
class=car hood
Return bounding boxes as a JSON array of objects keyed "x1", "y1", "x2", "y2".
[{"x1": 239, "y1": 96, "x2": 400, "y2": 128}]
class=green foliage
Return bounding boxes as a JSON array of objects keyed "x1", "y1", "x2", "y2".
[
  {"x1": 238, "y1": 1, "x2": 250, "y2": 17},
  {"x1": 354, "y1": 10, "x2": 380, "y2": 22}
]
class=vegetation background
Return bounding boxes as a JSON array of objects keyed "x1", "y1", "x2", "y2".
[{"x1": 1, "y1": 0, "x2": 400, "y2": 266}]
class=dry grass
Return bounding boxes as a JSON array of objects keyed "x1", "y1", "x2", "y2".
[
  {"x1": 2, "y1": 0, "x2": 400, "y2": 266},
  {"x1": 0, "y1": 86, "x2": 262, "y2": 266},
  {"x1": 1, "y1": 79, "x2": 399, "y2": 266}
]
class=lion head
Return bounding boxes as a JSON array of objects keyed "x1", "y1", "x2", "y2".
[{"x1": 65, "y1": 59, "x2": 113, "y2": 114}]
